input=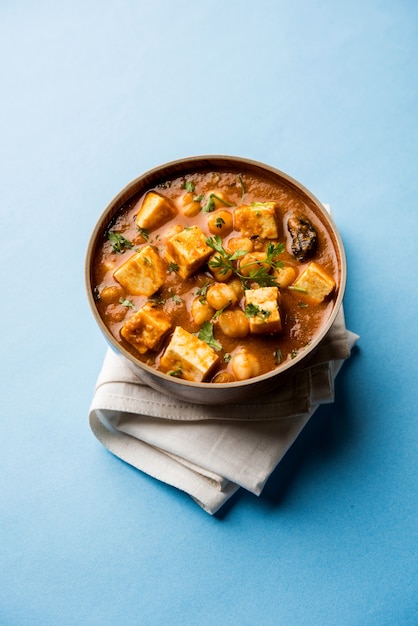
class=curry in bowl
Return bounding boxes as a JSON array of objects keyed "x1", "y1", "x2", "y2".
[{"x1": 88, "y1": 158, "x2": 345, "y2": 389}]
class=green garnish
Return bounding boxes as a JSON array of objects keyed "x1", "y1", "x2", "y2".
[
  {"x1": 224, "y1": 353, "x2": 232, "y2": 363},
  {"x1": 202, "y1": 193, "x2": 234, "y2": 213},
  {"x1": 237, "y1": 174, "x2": 245, "y2": 199},
  {"x1": 244, "y1": 303, "x2": 271, "y2": 320},
  {"x1": 288, "y1": 285, "x2": 308, "y2": 293},
  {"x1": 182, "y1": 181, "x2": 195, "y2": 192},
  {"x1": 215, "y1": 216, "x2": 226, "y2": 229},
  {"x1": 119, "y1": 297, "x2": 136, "y2": 310},
  {"x1": 108, "y1": 231, "x2": 133, "y2": 253},
  {"x1": 170, "y1": 291, "x2": 183, "y2": 304},
  {"x1": 168, "y1": 368, "x2": 182, "y2": 377},
  {"x1": 206, "y1": 235, "x2": 285, "y2": 288},
  {"x1": 198, "y1": 321, "x2": 222, "y2": 351},
  {"x1": 274, "y1": 348, "x2": 282, "y2": 364},
  {"x1": 168, "y1": 262, "x2": 179, "y2": 273},
  {"x1": 137, "y1": 227, "x2": 149, "y2": 241},
  {"x1": 290, "y1": 349, "x2": 298, "y2": 359},
  {"x1": 195, "y1": 281, "x2": 212, "y2": 304},
  {"x1": 148, "y1": 295, "x2": 166, "y2": 306}
]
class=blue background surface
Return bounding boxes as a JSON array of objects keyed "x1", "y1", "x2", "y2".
[{"x1": 1, "y1": 1, "x2": 417, "y2": 624}]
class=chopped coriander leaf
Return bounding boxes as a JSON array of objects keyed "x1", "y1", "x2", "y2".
[
  {"x1": 202, "y1": 195, "x2": 216, "y2": 213},
  {"x1": 290, "y1": 349, "x2": 298, "y2": 359},
  {"x1": 168, "y1": 262, "x2": 179, "y2": 273},
  {"x1": 195, "y1": 281, "x2": 212, "y2": 303},
  {"x1": 237, "y1": 173, "x2": 245, "y2": 199},
  {"x1": 119, "y1": 297, "x2": 136, "y2": 310},
  {"x1": 170, "y1": 291, "x2": 183, "y2": 304},
  {"x1": 298, "y1": 301, "x2": 309, "y2": 308},
  {"x1": 215, "y1": 217, "x2": 226, "y2": 228},
  {"x1": 206, "y1": 235, "x2": 280, "y2": 288},
  {"x1": 212, "y1": 304, "x2": 230, "y2": 320},
  {"x1": 193, "y1": 194, "x2": 204, "y2": 202},
  {"x1": 274, "y1": 348, "x2": 282, "y2": 363},
  {"x1": 136, "y1": 227, "x2": 149, "y2": 241},
  {"x1": 244, "y1": 303, "x2": 271, "y2": 320},
  {"x1": 198, "y1": 321, "x2": 222, "y2": 351},
  {"x1": 244, "y1": 303, "x2": 260, "y2": 318},
  {"x1": 148, "y1": 295, "x2": 166, "y2": 306},
  {"x1": 107, "y1": 231, "x2": 133, "y2": 253},
  {"x1": 202, "y1": 193, "x2": 234, "y2": 212},
  {"x1": 182, "y1": 181, "x2": 195, "y2": 192},
  {"x1": 288, "y1": 285, "x2": 308, "y2": 293},
  {"x1": 168, "y1": 368, "x2": 182, "y2": 377},
  {"x1": 224, "y1": 353, "x2": 232, "y2": 363}
]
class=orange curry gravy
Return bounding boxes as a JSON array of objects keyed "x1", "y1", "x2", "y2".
[{"x1": 92, "y1": 169, "x2": 341, "y2": 383}]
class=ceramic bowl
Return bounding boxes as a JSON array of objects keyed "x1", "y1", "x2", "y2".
[{"x1": 85, "y1": 156, "x2": 346, "y2": 404}]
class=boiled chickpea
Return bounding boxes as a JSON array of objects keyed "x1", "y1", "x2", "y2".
[
  {"x1": 273, "y1": 265, "x2": 297, "y2": 288},
  {"x1": 208, "y1": 253, "x2": 233, "y2": 282},
  {"x1": 179, "y1": 191, "x2": 201, "y2": 217},
  {"x1": 106, "y1": 303, "x2": 127, "y2": 323},
  {"x1": 207, "y1": 210, "x2": 233, "y2": 236},
  {"x1": 99, "y1": 284, "x2": 124, "y2": 304},
  {"x1": 209, "y1": 189, "x2": 231, "y2": 210},
  {"x1": 212, "y1": 371, "x2": 235, "y2": 384},
  {"x1": 239, "y1": 252, "x2": 270, "y2": 278},
  {"x1": 218, "y1": 309, "x2": 249, "y2": 338},
  {"x1": 191, "y1": 297, "x2": 216, "y2": 325},
  {"x1": 227, "y1": 277, "x2": 244, "y2": 300},
  {"x1": 206, "y1": 283, "x2": 237, "y2": 310},
  {"x1": 227, "y1": 237, "x2": 253, "y2": 255},
  {"x1": 166, "y1": 224, "x2": 184, "y2": 240},
  {"x1": 231, "y1": 349, "x2": 260, "y2": 381}
]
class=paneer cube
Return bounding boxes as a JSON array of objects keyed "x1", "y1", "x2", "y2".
[
  {"x1": 234, "y1": 202, "x2": 279, "y2": 239},
  {"x1": 113, "y1": 245, "x2": 167, "y2": 296},
  {"x1": 135, "y1": 191, "x2": 177, "y2": 231},
  {"x1": 244, "y1": 286, "x2": 282, "y2": 334},
  {"x1": 159, "y1": 326, "x2": 220, "y2": 382},
  {"x1": 164, "y1": 226, "x2": 213, "y2": 279},
  {"x1": 291, "y1": 261, "x2": 335, "y2": 304},
  {"x1": 120, "y1": 304, "x2": 172, "y2": 354}
]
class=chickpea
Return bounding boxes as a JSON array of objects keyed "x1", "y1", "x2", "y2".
[
  {"x1": 190, "y1": 297, "x2": 215, "y2": 325},
  {"x1": 273, "y1": 265, "x2": 297, "y2": 288},
  {"x1": 227, "y1": 236, "x2": 253, "y2": 255},
  {"x1": 101, "y1": 260, "x2": 116, "y2": 273},
  {"x1": 231, "y1": 349, "x2": 260, "y2": 381},
  {"x1": 239, "y1": 252, "x2": 270, "y2": 278},
  {"x1": 106, "y1": 303, "x2": 127, "y2": 323},
  {"x1": 227, "y1": 277, "x2": 244, "y2": 300},
  {"x1": 206, "y1": 283, "x2": 237, "y2": 310},
  {"x1": 179, "y1": 191, "x2": 201, "y2": 217},
  {"x1": 99, "y1": 284, "x2": 124, "y2": 304},
  {"x1": 208, "y1": 253, "x2": 233, "y2": 282},
  {"x1": 208, "y1": 189, "x2": 231, "y2": 210},
  {"x1": 165, "y1": 224, "x2": 183, "y2": 240},
  {"x1": 207, "y1": 210, "x2": 233, "y2": 236},
  {"x1": 218, "y1": 309, "x2": 249, "y2": 338},
  {"x1": 212, "y1": 371, "x2": 235, "y2": 384}
]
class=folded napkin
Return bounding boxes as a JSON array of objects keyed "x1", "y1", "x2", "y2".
[{"x1": 89, "y1": 306, "x2": 359, "y2": 514}]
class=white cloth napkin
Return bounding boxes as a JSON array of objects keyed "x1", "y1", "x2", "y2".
[{"x1": 88, "y1": 306, "x2": 359, "y2": 514}]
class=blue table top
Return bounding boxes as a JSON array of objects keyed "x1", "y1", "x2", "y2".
[{"x1": 1, "y1": 1, "x2": 417, "y2": 624}]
